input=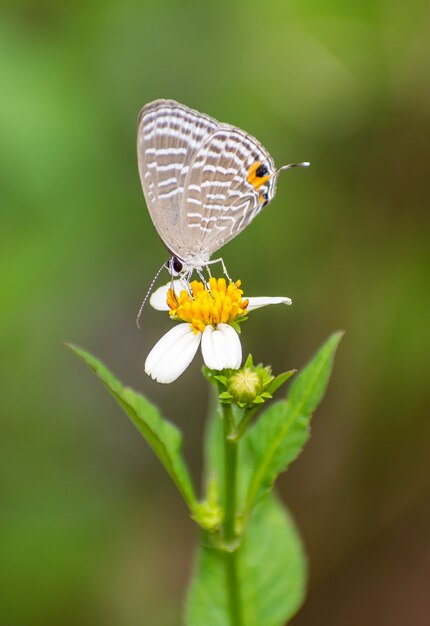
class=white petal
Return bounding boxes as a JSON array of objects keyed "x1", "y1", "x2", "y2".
[
  {"x1": 145, "y1": 323, "x2": 201, "y2": 383},
  {"x1": 149, "y1": 280, "x2": 188, "y2": 311},
  {"x1": 246, "y1": 296, "x2": 292, "y2": 311},
  {"x1": 201, "y1": 323, "x2": 242, "y2": 371}
]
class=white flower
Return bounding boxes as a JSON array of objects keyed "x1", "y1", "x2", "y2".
[{"x1": 144, "y1": 278, "x2": 292, "y2": 384}]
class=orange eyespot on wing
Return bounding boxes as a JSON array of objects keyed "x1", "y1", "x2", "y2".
[{"x1": 247, "y1": 161, "x2": 271, "y2": 191}]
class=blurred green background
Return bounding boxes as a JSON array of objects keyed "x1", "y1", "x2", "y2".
[{"x1": 1, "y1": 1, "x2": 429, "y2": 624}]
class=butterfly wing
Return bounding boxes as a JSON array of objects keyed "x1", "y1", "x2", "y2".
[
  {"x1": 180, "y1": 127, "x2": 277, "y2": 257},
  {"x1": 137, "y1": 99, "x2": 220, "y2": 258}
]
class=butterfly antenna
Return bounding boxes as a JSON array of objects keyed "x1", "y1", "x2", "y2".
[
  {"x1": 276, "y1": 161, "x2": 310, "y2": 176},
  {"x1": 136, "y1": 261, "x2": 167, "y2": 329}
]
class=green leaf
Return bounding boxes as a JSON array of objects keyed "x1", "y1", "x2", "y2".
[
  {"x1": 244, "y1": 354, "x2": 253, "y2": 368},
  {"x1": 266, "y1": 369, "x2": 297, "y2": 395},
  {"x1": 185, "y1": 493, "x2": 306, "y2": 626},
  {"x1": 66, "y1": 343, "x2": 197, "y2": 510},
  {"x1": 245, "y1": 331, "x2": 343, "y2": 514}
]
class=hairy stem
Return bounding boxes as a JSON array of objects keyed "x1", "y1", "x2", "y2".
[{"x1": 222, "y1": 402, "x2": 243, "y2": 626}]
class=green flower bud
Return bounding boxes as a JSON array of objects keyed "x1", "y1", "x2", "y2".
[
  {"x1": 192, "y1": 500, "x2": 223, "y2": 532},
  {"x1": 228, "y1": 368, "x2": 263, "y2": 404},
  {"x1": 215, "y1": 356, "x2": 293, "y2": 410},
  {"x1": 191, "y1": 475, "x2": 223, "y2": 532}
]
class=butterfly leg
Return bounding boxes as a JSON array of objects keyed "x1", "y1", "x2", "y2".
[
  {"x1": 196, "y1": 268, "x2": 207, "y2": 285},
  {"x1": 207, "y1": 257, "x2": 233, "y2": 283},
  {"x1": 184, "y1": 270, "x2": 193, "y2": 296}
]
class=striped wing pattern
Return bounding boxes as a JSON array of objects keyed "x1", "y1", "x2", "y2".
[
  {"x1": 137, "y1": 99, "x2": 278, "y2": 264},
  {"x1": 137, "y1": 100, "x2": 219, "y2": 258},
  {"x1": 181, "y1": 127, "x2": 276, "y2": 257}
]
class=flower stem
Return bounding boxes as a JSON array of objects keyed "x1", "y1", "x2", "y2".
[
  {"x1": 231, "y1": 405, "x2": 260, "y2": 441},
  {"x1": 224, "y1": 550, "x2": 242, "y2": 626},
  {"x1": 222, "y1": 402, "x2": 243, "y2": 626}
]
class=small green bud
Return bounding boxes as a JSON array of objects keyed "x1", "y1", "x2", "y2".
[
  {"x1": 228, "y1": 368, "x2": 264, "y2": 404},
  {"x1": 192, "y1": 501, "x2": 223, "y2": 532},
  {"x1": 191, "y1": 475, "x2": 223, "y2": 532},
  {"x1": 215, "y1": 356, "x2": 294, "y2": 409}
]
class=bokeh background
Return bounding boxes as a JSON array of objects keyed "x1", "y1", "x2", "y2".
[{"x1": 1, "y1": 1, "x2": 430, "y2": 624}]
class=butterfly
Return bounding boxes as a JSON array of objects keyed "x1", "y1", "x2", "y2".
[{"x1": 137, "y1": 99, "x2": 308, "y2": 279}]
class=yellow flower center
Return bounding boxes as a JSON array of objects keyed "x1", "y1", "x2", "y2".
[{"x1": 167, "y1": 277, "x2": 249, "y2": 334}]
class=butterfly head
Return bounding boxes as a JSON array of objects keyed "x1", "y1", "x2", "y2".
[
  {"x1": 166, "y1": 256, "x2": 184, "y2": 276},
  {"x1": 166, "y1": 252, "x2": 211, "y2": 277}
]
